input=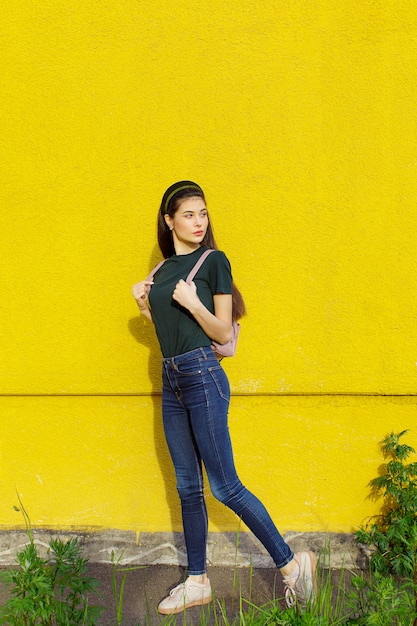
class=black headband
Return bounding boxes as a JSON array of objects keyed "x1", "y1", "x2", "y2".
[{"x1": 162, "y1": 181, "x2": 202, "y2": 214}]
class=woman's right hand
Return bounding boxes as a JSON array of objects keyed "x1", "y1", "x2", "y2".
[{"x1": 132, "y1": 280, "x2": 154, "y2": 316}]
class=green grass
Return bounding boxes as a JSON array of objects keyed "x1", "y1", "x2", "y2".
[{"x1": 131, "y1": 549, "x2": 417, "y2": 625}]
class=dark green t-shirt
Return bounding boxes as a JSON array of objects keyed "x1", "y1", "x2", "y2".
[{"x1": 148, "y1": 246, "x2": 233, "y2": 358}]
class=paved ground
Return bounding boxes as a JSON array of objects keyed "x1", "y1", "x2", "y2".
[
  {"x1": 0, "y1": 562, "x2": 355, "y2": 625},
  {"x1": 0, "y1": 563, "x2": 284, "y2": 625},
  {"x1": 0, "y1": 530, "x2": 362, "y2": 624}
]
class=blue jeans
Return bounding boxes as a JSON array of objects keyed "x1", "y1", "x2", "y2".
[{"x1": 162, "y1": 346, "x2": 294, "y2": 575}]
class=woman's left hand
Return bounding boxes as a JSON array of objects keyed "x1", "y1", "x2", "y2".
[{"x1": 172, "y1": 280, "x2": 200, "y2": 312}]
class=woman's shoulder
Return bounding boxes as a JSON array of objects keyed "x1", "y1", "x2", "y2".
[
  {"x1": 205, "y1": 247, "x2": 228, "y2": 258},
  {"x1": 205, "y1": 248, "x2": 230, "y2": 263},
  {"x1": 204, "y1": 249, "x2": 231, "y2": 274}
]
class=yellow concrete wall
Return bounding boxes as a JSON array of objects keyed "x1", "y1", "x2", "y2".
[
  {"x1": 1, "y1": 1, "x2": 416, "y2": 533},
  {"x1": 1, "y1": 395, "x2": 417, "y2": 533}
]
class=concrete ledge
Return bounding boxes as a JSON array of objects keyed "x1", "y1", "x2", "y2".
[{"x1": 0, "y1": 530, "x2": 367, "y2": 570}]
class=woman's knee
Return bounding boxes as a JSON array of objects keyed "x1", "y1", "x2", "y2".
[
  {"x1": 177, "y1": 482, "x2": 204, "y2": 504},
  {"x1": 210, "y1": 478, "x2": 245, "y2": 506}
]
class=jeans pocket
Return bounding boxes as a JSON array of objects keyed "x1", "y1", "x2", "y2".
[
  {"x1": 174, "y1": 359, "x2": 203, "y2": 376},
  {"x1": 208, "y1": 366, "x2": 230, "y2": 402}
]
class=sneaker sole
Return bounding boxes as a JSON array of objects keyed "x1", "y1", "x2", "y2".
[
  {"x1": 158, "y1": 593, "x2": 212, "y2": 615},
  {"x1": 306, "y1": 550, "x2": 318, "y2": 598}
]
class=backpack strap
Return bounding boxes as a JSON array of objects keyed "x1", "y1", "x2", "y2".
[
  {"x1": 186, "y1": 249, "x2": 215, "y2": 284},
  {"x1": 145, "y1": 259, "x2": 166, "y2": 294},
  {"x1": 145, "y1": 249, "x2": 214, "y2": 295}
]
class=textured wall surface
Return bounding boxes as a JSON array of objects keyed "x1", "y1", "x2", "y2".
[{"x1": 1, "y1": 1, "x2": 416, "y2": 533}]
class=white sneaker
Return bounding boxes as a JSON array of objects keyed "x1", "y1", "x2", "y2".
[
  {"x1": 283, "y1": 551, "x2": 317, "y2": 609},
  {"x1": 158, "y1": 577, "x2": 212, "y2": 615}
]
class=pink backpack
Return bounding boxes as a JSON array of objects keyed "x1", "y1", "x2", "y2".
[{"x1": 145, "y1": 249, "x2": 240, "y2": 358}]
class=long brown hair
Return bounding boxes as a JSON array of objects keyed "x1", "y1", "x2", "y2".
[{"x1": 157, "y1": 181, "x2": 246, "y2": 321}]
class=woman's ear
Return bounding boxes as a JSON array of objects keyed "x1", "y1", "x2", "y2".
[{"x1": 164, "y1": 214, "x2": 173, "y2": 230}]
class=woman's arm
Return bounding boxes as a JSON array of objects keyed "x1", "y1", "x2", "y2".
[
  {"x1": 132, "y1": 280, "x2": 154, "y2": 322},
  {"x1": 172, "y1": 280, "x2": 233, "y2": 345}
]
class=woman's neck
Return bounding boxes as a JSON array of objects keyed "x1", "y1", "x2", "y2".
[{"x1": 174, "y1": 243, "x2": 202, "y2": 256}]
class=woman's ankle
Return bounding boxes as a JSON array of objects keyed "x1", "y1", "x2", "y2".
[
  {"x1": 280, "y1": 558, "x2": 299, "y2": 579},
  {"x1": 188, "y1": 573, "x2": 208, "y2": 584}
]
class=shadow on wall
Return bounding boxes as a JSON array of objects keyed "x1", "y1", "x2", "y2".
[{"x1": 128, "y1": 244, "x2": 239, "y2": 545}]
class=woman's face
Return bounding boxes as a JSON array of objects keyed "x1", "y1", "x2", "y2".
[{"x1": 165, "y1": 196, "x2": 209, "y2": 254}]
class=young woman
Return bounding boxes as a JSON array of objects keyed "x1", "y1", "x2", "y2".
[{"x1": 132, "y1": 181, "x2": 317, "y2": 615}]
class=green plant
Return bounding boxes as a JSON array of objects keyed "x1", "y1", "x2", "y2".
[
  {"x1": 346, "y1": 572, "x2": 416, "y2": 625},
  {"x1": 355, "y1": 430, "x2": 417, "y2": 581},
  {"x1": 110, "y1": 550, "x2": 145, "y2": 626},
  {"x1": 0, "y1": 497, "x2": 103, "y2": 625}
]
